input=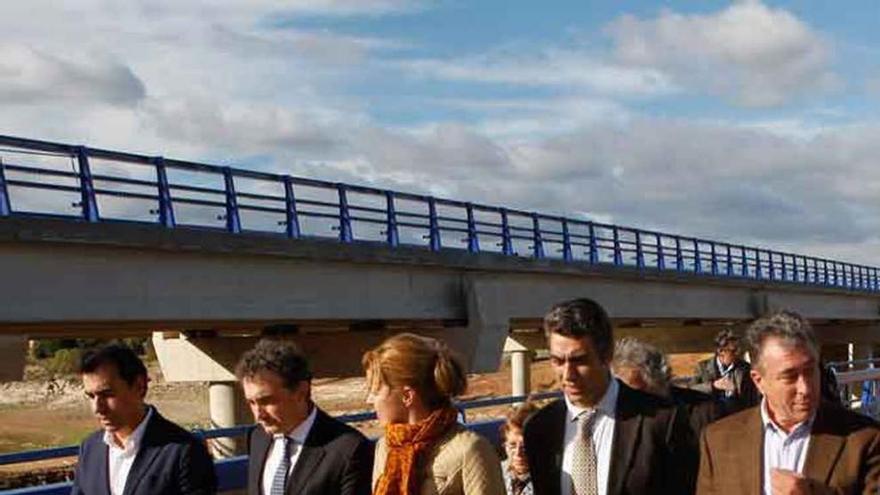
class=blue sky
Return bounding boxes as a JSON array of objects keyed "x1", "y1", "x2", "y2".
[{"x1": 1, "y1": 0, "x2": 879, "y2": 263}]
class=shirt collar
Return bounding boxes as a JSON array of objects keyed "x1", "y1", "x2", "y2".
[
  {"x1": 103, "y1": 405, "x2": 153, "y2": 453},
  {"x1": 716, "y1": 357, "x2": 734, "y2": 375},
  {"x1": 759, "y1": 398, "x2": 813, "y2": 437},
  {"x1": 565, "y1": 376, "x2": 619, "y2": 422},
  {"x1": 275, "y1": 403, "x2": 317, "y2": 444}
]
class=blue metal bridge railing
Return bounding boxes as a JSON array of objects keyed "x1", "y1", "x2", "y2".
[
  {"x1": 0, "y1": 134, "x2": 877, "y2": 291},
  {"x1": 0, "y1": 392, "x2": 561, "y2": 494}
]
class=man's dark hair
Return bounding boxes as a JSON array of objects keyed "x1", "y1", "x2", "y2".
[
  {"x1": 79, "y1": 343, "x2": 148, "y2": 386},
  {"x1": 714, "y1": 329, "x2": 740, "y2": 350},
  {"x1": 543, "y1": 298, "x2": 614, "y2": 360},
  {"x1": 235, "y1": 339, "x2": 312, "y2": 390}
]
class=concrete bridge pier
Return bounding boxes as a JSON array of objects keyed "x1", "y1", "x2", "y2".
[
  {"x1": 208, "y1": 381, "x2": 250, "y2": 457},
  {"x1": 0, "y1": 335, "x2": 26, "y2": 382}
]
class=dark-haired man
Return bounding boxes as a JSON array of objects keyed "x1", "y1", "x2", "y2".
[
  {"x1": 692, "y1": 329, "x2": 760, "y2": 412},
  {"x1": 72, "y1": 344, "x2": 216, "y2": 495},
  {"x1": 523, "y1": 298, "x2": 695, "y2": 495},
  {"x1": 237, "y1": 339, "x2": 372, "y2": 495}
]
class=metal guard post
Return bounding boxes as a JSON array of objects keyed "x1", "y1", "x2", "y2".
[
  {"x1": 675, "y1": 237, "x2": 684, "y2": 272},
  {"x1": 222, "y1": 167, "x2": 241, "y2": 234},
  {"x1": 588, "y1": 223, "x2": 598, "y2": 264},
  {"x1": 385, "y1": 191, "x2": 399, "y2": 247},
  {"x1": 428, "y1": 197, "x2": 441, "y2": 252},
  {"x1": 500, "y1": 209, "x2": 513, "y2": 256},
  {"x1": 337, "y1": 184, "x2": 353, "y2": 243},
  {"x1": 693, "y1": 239, "x2": 702, "y2": 273},
  {"x1": 740, "y1": 246, "x2": 748, "y2": 277},
  {"x1": 531, "y1": 213, "x2": 544, "y2": 259},
  {"x1": 153, "y1": 157, "x2": 175, "y2": 228},
  {"x1": 0, "y1": 157, "x2": 10, "y2": 216},
  {"x1": 725, "y1": 245, "x2": 733, "y2": 276},
  {"x1": 755, "y1": 249, "x2": 763, "y2": 280},
  {"x1": 76, "y1": 147, "x2": 100, "y2": 222},
  {"x1": 283, "y1": 176, "x2": 300, "y2": 239},
  {"x1": 562, "y1": 219, "x2": 573, "y2": 262},
  {"x1": 769, "y1": 251, "x2": 776, "y2": 281},
  {"x1": 709, "y1": 242, "x2": 718, "y2": 275},
  {"x1": 465, "y1": 203, "x2": 479, "y2": 253},
  {"x1": 612, "y1": 227, "x2": 622, "y2": 266},
  {"x1": 655, "y1": 234, "x2": 665, "y2": 270}
]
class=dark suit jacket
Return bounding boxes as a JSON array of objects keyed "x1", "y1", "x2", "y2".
[
  {"x1": 697, "y1": 401, "x2": 880, "y2": 494},
  {"x1": 246, "y1": 407, "x2": 373, "y2": 495},
  {"x1": 523, "y1": 380, "x2": 694, "y2": 495},
  {"x1": 71, "y1": 408, "x2": 216, "y2": 495},
  {"x1": 692, "y1": 357, "x2": 760, "y2": 412},
  {"x1": 670, "y1": 385, "x2": 723, "y2": 437}
]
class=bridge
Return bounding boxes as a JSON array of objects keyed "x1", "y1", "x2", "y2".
[{"x1": 1, "y1": 134, "x2": 880, "y2": 442}]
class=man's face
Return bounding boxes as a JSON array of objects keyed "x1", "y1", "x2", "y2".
[
  {"x1": 82, "y1": 363, "x2": 146, "y2": 435},
  {"x1": 548, "y1": 333, "x2": 610, "y2": 408},
  {"x1": 716, "y1": 342, "x2": 738, "y2": 366},
  {"x1": 242, "y1": 371, "x2": 310, "y2": 435},
  {"x1": 751, "y1": 337, "x2": 820, "y2": 429}
]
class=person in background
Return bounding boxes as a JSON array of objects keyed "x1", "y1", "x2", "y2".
[
  {"x1": 72, "y1": 343, "x2": 216, "y2": 495},
  {"x1": 692, "y1": 329, "x2": 760, "y2": 412},
  {"x1": 237, "y1": 339, "x2": 372, "y2": 495},
  {"x1": 697, "y1": 310, "x2": 880, "y2": 494},
  {"x1": 364, "y1": 332, "x2": 504, "y2": 495},
  {"x1": 499, "y1": 400, "x2": 538, "y2": 495}
]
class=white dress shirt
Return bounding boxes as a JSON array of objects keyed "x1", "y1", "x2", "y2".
[
  {"x1": 262, "y1": 405, "x2": 317, "y2": 495},
  {"x1": 761, "y1": 399, "x2": 813, "y2": 495},
  {"x1": 103, "y1": 406, "x2": 154, "y2": 495},
  {"x1": 716, "y1": 357, "x2": 735, "y2": 397},
  {"x1": 561, "y1": 378, "x2": 618, "y2": 495}
]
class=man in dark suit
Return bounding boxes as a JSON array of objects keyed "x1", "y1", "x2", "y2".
[
  {"x1": 72, "y1": 344, "x2": 216, "y2": 495},
  {"x1": 692, "y1": 329, "x2": 760, "y2": 412},
  {"x1": 697, "y1": 310, "x2": 880, "y2": 494},
  {"x1": 236, "y1": 339, "x2": 372, "y2": 495},
  {"x1": 524, "y1": 298, "x2": 694, "y2": 495}
]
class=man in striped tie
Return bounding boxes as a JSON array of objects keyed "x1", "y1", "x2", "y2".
[{"x1": 237, "y1": 339, "x2": 373, "y2": 495}]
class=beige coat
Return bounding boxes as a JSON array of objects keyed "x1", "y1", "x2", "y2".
[{"x1": 373, "y1": 424, "x2": 505, "y2": 495}]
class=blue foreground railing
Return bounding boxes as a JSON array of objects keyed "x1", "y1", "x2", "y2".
[
  {"x1": 0, "y1": 135, "x2": 877, "y2": 291},
  {"x1": 0, "y1": 392, "x2": 560, "y2": 494}
]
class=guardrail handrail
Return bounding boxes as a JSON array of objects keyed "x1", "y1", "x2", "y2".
[
  {"x1": 0, "y1": 391, "x2": 560, "y2": 467},
  {"x1": 0, "y1": 134, "x2": 878, "y2": 291}
]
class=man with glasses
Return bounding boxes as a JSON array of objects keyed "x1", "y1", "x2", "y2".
[{"x1": 692, "y1": 329, "x2": 760, "y2": 412}]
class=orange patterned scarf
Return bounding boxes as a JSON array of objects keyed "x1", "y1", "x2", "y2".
[{"x1": 374, "y1": 406, "x2": 459, "y2": 495}]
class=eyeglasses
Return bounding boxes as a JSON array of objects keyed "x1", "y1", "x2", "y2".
[{"x1": 504, "y1": 441, "x2": 525, "y2": 453}]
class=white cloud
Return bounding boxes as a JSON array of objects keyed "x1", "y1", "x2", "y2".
[{"x1": 606, "y1": 1, "x2": 838, "y2": 106}]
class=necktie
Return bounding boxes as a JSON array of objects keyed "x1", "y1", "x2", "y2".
[
  {"x1": 270, "y1": 436, "x2": 291, "y2": 495},
  {"x1": 570, "y1": 409, "x2": 598, "y2": 495}
]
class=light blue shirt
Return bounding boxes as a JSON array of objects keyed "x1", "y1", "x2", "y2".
[
  {"x1": 760, "y1": 399, "x2": 813, "y2": 495},
  {"x1": 561, "y1": 378, "x2": 618, "y2": 495}
]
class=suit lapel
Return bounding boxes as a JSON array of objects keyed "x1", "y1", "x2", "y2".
[
  {"x1": 739, "y1": 407, "x2": 764, "y2": 494},
  {"x1": 546, "y1": 401, "x2": 566, "y2": 495},
  {"x1": 803, "y1": 404, "x2": 845, "y2": 485},
  {"x1": 608, "y1": 384, "x2": 641, "y2": 495},
  {"x1": 285, "y1": 411, "x2": 327, "y2": 494},
  {"x1": 249, "y1": 427, "x2": 272, "y2": 495},
  {"x1": 98, "y1": 443, "x2": 111, "y2": 495},
  {"x1": 122, "y1": 411, "x2": 162, "y2": 495}
]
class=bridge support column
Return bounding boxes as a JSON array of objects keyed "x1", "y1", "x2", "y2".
[
  {"x1": 0, "y1": 335, "x2": 26, "y2": 382},
  {"x1": 503, "y1": 334, "x2": 542, "y2": 400},
  {"x1": 208, "y1": 381, "x2": 249, "y2": 458}
]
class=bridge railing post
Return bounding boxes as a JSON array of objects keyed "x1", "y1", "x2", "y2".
[
  {"x1": 741, "y1": 246, "x2": 748, "y2": 277},
  {"x1": 725, "y1": 245, "x2": 733, "y2": 276},
  {"x1": 75, "y1": 146, "x2": 100, "y2": 222},
  {"x1": 588, "y1": 222, "x2": 598, "y2": 264},
  {"x1": 466, "y1": 202, "x2": 479, "y2": 253},
  {"x1": 385, "y1": 191, "x2": 399, "y2": 247},
  {"x1": 675, "y1": 237, "x2": 684, "y2": 272},
  {"x1": 500, "y1": 208, "x2": 513, "y2": 256},
  {"x1": 221, "y1": 167, "x2": 241, "y2": 234},
  {"x1": 336, "y1": 184, "x2": 353, "y2": 243},
  {"x1": 769, "y1": 251, "x2": 776, "y2": 281},
  {"x1": 755, "y1": 249, "x2": 763, "y2": 280},
  {"x1": 790, "y1": 254, "x2": 798, "y2": 282},
  {"x1": 153, "y1": 157, "x2": 175, "y2": 228},
  {"x1": 612, "y1": 226, "x2": 622, "y2": 266},
  {"x1": 562, "y1": 218, "x2": 573, "y2": 262},
  {"x1": 709, "y1": 242, "x2": 718, "y2": 275},
  {"x1": 693, "y1": 239, "x2": 702, "y2": 274},
  {"x1": 427, "y1": 197, "x2": 441, "y2": 252},
  {"x1": 655, "y1": 234, "x2": 665, "y2": 270},
  {"x1": 635, "y1": 230, "x2": 645, "y2": 269},
  {"x1": 0, "y1": 157, "x2": 10, "y2": 217},
  {"x1": 531, "y1": 213, "x2": 544, "y2": 259},
  {"x1": 282, "y1": 176, "x2": 301, "y2": 239}
]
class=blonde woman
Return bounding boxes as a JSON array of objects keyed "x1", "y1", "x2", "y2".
[{"x1": 363, "y1": 333, "x2": 504, "y2": 495}]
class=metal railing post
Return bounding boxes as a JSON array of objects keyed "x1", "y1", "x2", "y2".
[
  {"x1": 635, "y1": 230, "x2": 645, "y2": 268},
  {"x1": 500, "y1": 208, "x2": 513, "y2": 256},
  {"x1": 531, "y1": 213, "x2": 544, "y2": 259},
  {"x1": 337, "y1": 184, "x2": 353, "y2": 243},
  {"x1": 612, "y1": 226, "x2": 622, "y2": 266},
  {"x1": 656, "y1": 234, "x2": 665, "y2": 270},
  {"x1": 693, "y1": 239, "x2": 702, "y2": 274},
  {"x1": 385, "y1": 191, "x2": 399, "y2": 247},
  {"x1": 466, "y1": 203, "x2": 479, "y2": 253},
  {"x1": 428, "y1": 197, "x2": 441, "y2": 252},
  {"x1": 755, "y1": 249, "x2": 763, "y2": 279},
  {"x1": 283, "y1": 176, "x2": 301, "y2": 239},
  {"x1": 75, "y1": 146, "x2": 99, "y2": 222},
  {"x1": 153, "y1": 157, "x2": 175, "y2": 228},
  {"x1": 675, "y1": 237, "x2": 684, "y2": 272},
  {"x1": 769, "y1": 251, "x2": 776, "y2": 280},
  {"x1": 562, "y1": 219, "x2": 573, "y2": 262},
  {"x1": 0, "y1": 158, "x2": 10, "y2": 217},
  {"x1": 741, "y1": 246, "x2": 748, "y2": 277},
  {"x1": 588, "y1": 223, "x2": 598, "y2": 264},
  {"x1": 222, "y1": 167, "x2": 241, "y2": 233},
  {"x1": 726, "y1": 245, "x2": 733, "y2": 276},
  {"x1": 710, "y1": 242, "x2": 718, "y2": 275}
]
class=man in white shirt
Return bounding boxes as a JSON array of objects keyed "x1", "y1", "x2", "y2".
[
  {"x1": 237, "y1": 339, "x2": 372, "y2": 495},
  {"x1": 72, "y1": 344, "x2": 216, "y2": 495},
  {"x1": 523, "y1": 298, "x2": 693, "y2": 495},
  {"x1": 697, "y1": 310, "x2": 880, "y2": 494}
]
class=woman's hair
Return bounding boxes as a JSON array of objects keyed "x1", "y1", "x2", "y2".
[
  {"x1": 362, "y1": 333, "x2": 467, "y2": 409},
  {"x1": 498, "y1": 399, "x2": 538, "y2": 442}
]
